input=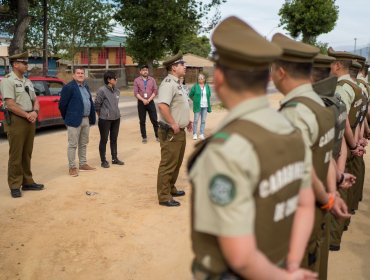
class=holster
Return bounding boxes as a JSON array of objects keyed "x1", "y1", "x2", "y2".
[
  {"x1": 4, "y1": 108, "x2": 11, "y2": 125},
  {"x1": 158, "y1": 121, "x2": 171, "y2": 133}
]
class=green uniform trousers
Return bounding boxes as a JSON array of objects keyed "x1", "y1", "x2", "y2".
[
  {"x1": 157, "y1": 128, "x2": 186, "y2": 202},
  {"x1": 4, "y1": 114, "x2": 36, "y2": 189},
  {"x1": 330, "y1": 150, "x2": 355, "y2": 246},
  {"x1": 302, "y1": 207, "x2": 328, "y2": 279},
  {"x1": 353, "y1": 156, "x2": 365, "y2": 211}
]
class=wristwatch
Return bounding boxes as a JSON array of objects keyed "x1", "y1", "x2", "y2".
[{"x1": 34, "y1": 109, "x2": 39, "y2": 114}]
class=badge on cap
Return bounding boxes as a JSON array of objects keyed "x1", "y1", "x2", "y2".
[{"x1": 209, "y1": 175, "x2": 236, "y2": 206}]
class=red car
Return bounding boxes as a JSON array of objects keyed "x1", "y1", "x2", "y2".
[{"x1": 0, "y1": 76, "x2": 65, "y2": 135}]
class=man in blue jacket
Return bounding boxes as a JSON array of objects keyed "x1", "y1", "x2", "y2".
[{"x1": 59, "y1": 68, "x2": 96, "y2": 177}]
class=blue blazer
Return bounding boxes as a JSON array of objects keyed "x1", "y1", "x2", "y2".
[{"x1": 59, "y1": 80, "x2": 96, "y2": 127}]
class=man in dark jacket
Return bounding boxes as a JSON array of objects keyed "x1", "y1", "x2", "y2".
[{"x1": 59, "y1": 67, "x2": 96, "y2": 177}]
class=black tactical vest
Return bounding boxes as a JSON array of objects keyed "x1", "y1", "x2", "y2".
[
  {"x1": 280, "y1": 96, "x2": 335, "y2": 185},
  {"x1": 338, "y1": 80, "x2": 363, "y2": 129},
  {"x1": 313, "y1": 76, "x2": 347, "y2": 160},
  {"x1": 189, "y1": 119, "x2": 306, "y2": 276}
]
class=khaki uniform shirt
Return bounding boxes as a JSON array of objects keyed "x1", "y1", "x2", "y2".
[
  {"x1": 0, "y1": 71, "x2": 35, "y2": 111},
  {"x1": 157, "y1": 74, "x2": 190, "y2": 128},
  {"x1": 280, "y1": 83, "x2": 324, "y2": 148},
  {"x1": 189, "y1": 96, "x2": 311, "y2": 237},
  {"x1": 336, "y1": 74, "x2": 355, "y2": 113}
]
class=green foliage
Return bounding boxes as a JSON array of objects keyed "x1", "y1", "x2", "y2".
[
  {"x1": 25, "y1": 0, "x2": 114, "y2": 62},
  {"x1": 314, "y1": 41, "x2": 329, "y2": 54},
  {"x1": 0, "y1": 0, "x2": 113, "y2": 59},
  {"x1": 278, "y1": 0, "x2": 339, "y2": 44},
  {"x1": 114, "y1": 0, "x2": 225, "y2": 66},
  {"x1": 181, "y1": 34, "x2": 211, "y2": 58}
]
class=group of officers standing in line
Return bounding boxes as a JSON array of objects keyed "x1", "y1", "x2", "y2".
[
  {"x1": 1, "y1": 13, "x2": 369, "y2": 280},
  {"x1": 186, "y1": 16, "x2": 370, "y2": 280}
]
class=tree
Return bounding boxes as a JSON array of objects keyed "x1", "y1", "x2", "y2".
[
  {"x1": 0, "y1": 0, "x2": 36, "y2": 55},
  {"x1": 26, "y1": 0, "x2": 114, "y2": 68},
  {"x1": 278, "y1": 0, "x2": 339, "y2": 44},
  {"x1": 181, "y1": 34, "x2": 211, "y2": 58},
  {"x1": 114, "y1": 0, "x2": 226, "y2": 69}
]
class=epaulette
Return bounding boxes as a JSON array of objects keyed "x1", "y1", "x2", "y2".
[
  {"x1": 4, "y1": 74, "x2": 10, "y2": 78},
  {"x1": 164, "y1": 78, "x2": 171, "y2": 83}
]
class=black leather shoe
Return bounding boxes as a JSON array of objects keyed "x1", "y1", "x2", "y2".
[
  {"x1": 101, "y1": 161, "x2": 110, "y2": 168},
  {"x1": 10, "y1": 189, "x2": 22, "y2": 198},
  {"x1": 112, "y1": 158, "x2": 124, "y2": 165},
  {"x1": 22, "y1": 183, "x2": 44, "y2": 191},
  {"x1": 329, "y1": 244, "x2": 340, "y2": 251},
  {"x1": 343, "y1": 225, "x2": 348, "y2": 231},
  {"x1": 350, "y1": 209, "x2": 355, "y2": 215},
  {"x1": 159, "y1": 200, "x2": 181, "y2": 207},
  {"x1": 171, "y1": 190, "x2": 185, "y2": 197}
]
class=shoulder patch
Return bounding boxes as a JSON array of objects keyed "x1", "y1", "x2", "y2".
[
  {"x1": 209, "y1": 175, "x2": 236, "y2": 206},
  {"x1": 212, "y1": 132, "x2": 230, "y2": 140},
  {"x1": 284, "y1": 102, "x2": 299, "y2": 108}
]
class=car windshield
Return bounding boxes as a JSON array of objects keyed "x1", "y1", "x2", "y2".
[{"x1": 47, "y1": 81, "x2": 64, "y2": 96}]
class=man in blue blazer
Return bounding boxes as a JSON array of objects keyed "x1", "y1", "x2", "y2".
[{"x1": 59, "y1": 68, "x2": 96, "y2": 176}]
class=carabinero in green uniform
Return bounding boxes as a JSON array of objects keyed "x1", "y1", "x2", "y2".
[
  {"x1": 0, "y1": 52, "x2": 44, "y2": 198},
  {"x1": 189, "y1": 17, "x2": 316, "y2": 280}
]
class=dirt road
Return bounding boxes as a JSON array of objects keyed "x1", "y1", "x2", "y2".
[{"x1": 0, "y1": 94, "x2": 369, "y2": 280}]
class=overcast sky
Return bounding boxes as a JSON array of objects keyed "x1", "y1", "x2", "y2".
[{"x1": 218, "y1": 0, "x2": 370, "y2": 51}]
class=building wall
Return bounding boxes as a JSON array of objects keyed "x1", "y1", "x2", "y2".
[{"x1": 74, "y1": 47, "x2": 126, "y2": 66}]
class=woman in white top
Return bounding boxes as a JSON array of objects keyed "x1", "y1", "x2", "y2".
[{"x1": 189, "y1": 73, "x2": 212, "y2": 140}]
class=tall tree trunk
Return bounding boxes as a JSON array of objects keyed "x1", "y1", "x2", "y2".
[{"x1": 9, "y1": 0, "x2": 31, "y2": 55}]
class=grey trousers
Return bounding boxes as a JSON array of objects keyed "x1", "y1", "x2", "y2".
[{"x1": 67, "y1": 117, "x2": 90, "y2": 168}]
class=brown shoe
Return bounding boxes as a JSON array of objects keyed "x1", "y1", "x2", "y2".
[
  {"x1": 79, "y1": 164, "x2": 96, "y2": 171},
  {"x1": 69, "y1": 167, "x2": 79, "y2": 177}
]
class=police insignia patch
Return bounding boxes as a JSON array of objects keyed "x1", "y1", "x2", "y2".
[{"x1": 209, "y1": 175, "x2": 235, "y2": 206}]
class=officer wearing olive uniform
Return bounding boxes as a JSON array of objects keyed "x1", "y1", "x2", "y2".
[
  {"x1": 271, "y1": 34, "x2": 341, "y2": 280},
  {"x1": 189, "y1": 17, "x2": 316, "y2": 280},
  {"x1": 156, "y1": 51, "x2": 192, "y2": 207},
  {"x1": 349, "y1": 59, "x2": 368, "y2": 214},
  {"x1": 0, "y1": 52, "x2": 44, "y2": 198},
  {"x1": 329, "y1": 48, "x2": 364, "y2": 251}
]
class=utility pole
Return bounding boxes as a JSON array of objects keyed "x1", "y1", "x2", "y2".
[
  {"x1": 354, "y1": 38, "x2": 357, "y2": 53},
  {"x1": 42, "y1": 0, "x2": 48, "y2": 76}
]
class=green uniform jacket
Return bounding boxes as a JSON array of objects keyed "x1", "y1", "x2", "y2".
[{"x1": 189, "y1": 83, "x2": 212, "y2": 113}]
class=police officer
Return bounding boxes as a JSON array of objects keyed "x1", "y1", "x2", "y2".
[
  {"x1": 156, "y1": 51, "x2": 192, "y2": 207},
  {"x1": 0, "y1": 52, "x2": 44, "y2": 198},
  {"x1": 271, "y1": 34, "x2": 349, "y2": 279},
  {"x1": 189, "y1": 17, "x2": 316, "y2": 280},
  {"x1": 328, "y1": 48, "x2": 364, "y2": 250}
]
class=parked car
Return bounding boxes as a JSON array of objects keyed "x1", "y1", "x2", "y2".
[{"x1": 0, "y1": 76, "x2": 65, "y2": 135}]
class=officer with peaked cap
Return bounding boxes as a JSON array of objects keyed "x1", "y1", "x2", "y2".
[
  {"x1": 271, "y1": 34, "x2": 350, "y2": 279},
  {"x1": 189, "y1": 17, "x2": 317, "y2": 280},
  {"x1": 156, "y1": 51, "x2": 191, "y2": 207},
  {"x1": 0, "y1": 51, "x2": 44, "y2": 198},
  {"x1": 348, "y1": 59, "x2": 369, "y2": 216},
  {"x1": 328, "y1": 47, "x2": 364, "y2": 251}
]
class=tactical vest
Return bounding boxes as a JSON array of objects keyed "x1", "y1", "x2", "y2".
[
  {"x1": 337, "y1": 80, "x2": 363, "y2": 129},
  {"x1": 280, "y1": 97, "x2": 335, "y2": 185},
  {"x1": 189, "y1": 119, "x2": 306, "y2": 276},
  {"x1": 313, "y1": 77, "x2": 347, "y2": 160},
  {"x1": 357, "y1": 79, "x2": 370, "y2": 125}
]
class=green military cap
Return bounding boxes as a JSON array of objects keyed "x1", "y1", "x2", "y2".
[
  {"x1": 271, "y1": 33, "x2": 319, "y2": 63},
  {"x1": 162, "y1": 51, "x2": 185, "y2": 67},
  {"x1": 313, "y1": 53, "x2": 336, "y2": 68},
  {"x1": 353, "y1": 54, "x2": 366, "y2": 67},
  {"x1": 9, "y1": 51, "x2": 29, "y2": 63},
  {"x1": 351, "y1": 60, "x2": 362, "y2": 69},
  {"x1": 211, "y1": 16, "x2": 282, "y2": 70},
  {"x1": 327, "y1": 47, "x2": 354, "y2": 61}
]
